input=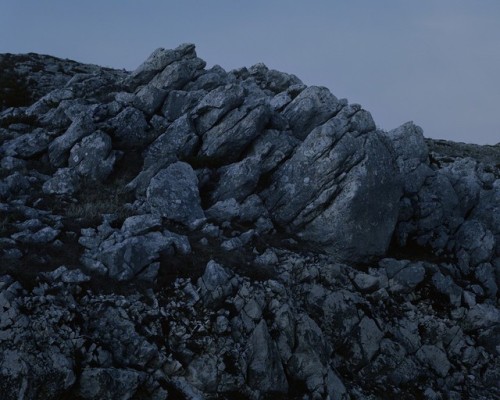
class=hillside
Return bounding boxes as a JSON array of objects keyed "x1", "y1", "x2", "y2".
[{"x1": 0, "y1": 44, "x2": 498, "y2": 400}]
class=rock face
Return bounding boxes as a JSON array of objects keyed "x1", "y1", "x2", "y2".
[
  {"x1": 0, "y1": 44, "x2": 499, "y2": 400},
  {"x1": 262, "y1": 114, "x2": 401, "y2": 261}
]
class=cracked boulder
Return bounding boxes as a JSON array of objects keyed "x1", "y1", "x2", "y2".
[
  {"x1": 69, "y1": 131, "x2": 119, "y2": 181},
  {"x1": 262, "y1": 112, "x2": 402, "y2": 262},
  {"x1": 146, "y1": 161, "x2": 205, "y2": 228}
]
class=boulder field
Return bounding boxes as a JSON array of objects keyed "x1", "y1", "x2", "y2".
[{"x1": 0, "y1": 45, "x2": 499, "y2": 399}]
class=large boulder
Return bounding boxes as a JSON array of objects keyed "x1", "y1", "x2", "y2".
[
  {"x1": 125, "y1": 43, "x2": 198, "y2": 88},
  {"x1": 282, "y1": 86, "x2": 344, "y2": 140},
  {"x1": 262, "y1": 110, "x2": 402, "y2": 262},
  {"x1": 383, "y1": 121, "x2": 432, "y2": 195},
  {"x1": 198, "y1": 99, "x2": 271, "y2": 163},
  {"x1": 68, "y1": 131, "x2": 119, "y2": 181},
  {"x1": 108, "y1": 106, "x2": 149, "y2": 148},
  {"x1": 146, "y1": 161, "x2": 205, "y2": 228},
  {"x1": 48, "y1": 111, "x2": 95, "y2": 166},
  {"x1": 0, "y1": 129, "x2": 50, "y2": 159}
]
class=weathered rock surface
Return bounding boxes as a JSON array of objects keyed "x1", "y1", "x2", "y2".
[
  {"x1": 146, "y1": 161, "x2": 205, "y2": 228},
  {"x1": 0, "y1": 44, "x2": 499, "y2": 400}
]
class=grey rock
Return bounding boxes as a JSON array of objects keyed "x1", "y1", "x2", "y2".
[
  {"x1": 379, "y1": 258, "x2": 410, "y2": 279},
  {"x1": 185, "y1": 65, "x2": 229, "y2": 91},
  {"x1": 12, "y1": 226, "x2": 59, "y2": 244},
  {"x1": 388, "y1": 318, "x2": 421, "y2": 354},
  {"x1": 282, "y1": 86, "x2": 344, "y2": 140},
  {"x1": 121, "y1": 214, "x2": 162, "y2": 236},
  {"x1": 443, "y1": 158, "x2": 482, "y2": 217},
  {"x1": 353, "y1": 273, "x2": 381, "y2": 293},
  {"x1": 286, "y1": 314, "x2": 329, "y2": 390},
  {"x1": 390, "y1": 262, "x2": 426, "y2": 293},
  {"x1": 49, "y1": 112, "x2": 95, "y2": 167},
  {"x1": 416, "y1": 345, "x2": 451, "y2": 377},
  {"x1": 383, "y1": 121, "x2": 432, "y2": 194},
  {"x1": 26, "y1": 87, "x2": 74, "y2": 115},
  {"x1": 126, "y1": 43, "x2": 197, "y2": 88},
  {"x1": 69, "y1": 131, "x2": 118, "y2": 181},
  {"x1": 0, "y1": 129, "x2": 50, "y2": 159},
  {"x1": 146, "y1": 162, "x2": 205, "y2": 228},
  {"x1": 270, "y1": 91, "x2": 292, "y2": 111},
  {"x1": 42, "y1": 168, "x2": 80, "y2": 195},
  {"x1": 199, "y1": 102, "x2": 271, "y2": 162},
  {"x1": 239, "y1": 194, "x2": 269, "y2": 223},
  {"x1": 186, "y1": 355, "x2": 218, "y2": 393},
  {"x1": 254, "y1": 248, "x2": 279, "y2": 266},
  {"x1": 192, "y1": 84, "x2": 245, "y2": 133},
  {"x1": 133, "y1": 84, "x2": 167, "y2": 115},
  {"x1": 143, "y1": 114, "x2": 199, "y2": 169},
  {"x1": 197, "y1": 260, "x2": 233, "y2": 307},
  {"x1": 163, "y1": 230, "x2": 192, "y2": 255},
  {"x1": 43, "y1": 266, "x2": 90, "y2": 284},
  {"x1": 210, "y1": 155, "x2": 262, "y2": 203},
  {"x1": 221, "y1": 237, "x2": 243, "y2": 251},
  {"x1": 149, "y1": 56, "x2": 206, "y2": 92},
  {"x1": 431, "y1": 272, "x2": 463, "y2": 307},
  {"x1": 162, "y1": 89, "x2": 206, "y2": 122},
  {"x1": 14, "y1": 218, "x2": 43, "y2": 232},
  {"x1": 246, "y1": 320, "x2": 288, "y2": 393},
  {"x1": 247, "y1": 129, "x2": 300, "y2": 174},
  {"x1": 2, "y1": 172, "x2": 31, "y2": 196},
  {"x1": 108, "y1": 106, "x2": 149, "y2": 148},
  {"x1": 463, "y1": 303, "x2": 500, "y2": 331},
  {"x1": 206, "y1": 198, "x2": 241, "y2": 222},
  {"x1": 1, "y1": 156, "x2": 26, "y2": 171},
  {"x1": 248, "y1": 63, "x2": 302, "y2": 94},
  {"x1": 471, "y1": 181, "x2": 500, "y2": 250},
  {"x1": 149, "y1": 114, "x2": 169, "y2": 131},
  {"x1": 395, "y1": 170, "x2": 461, "y2": 249},
  {"x1": 77, "y1": 368, "x2": 144, "y2": 400},
  {"x1": 475, "y1": 262, "x2": 498, "y2": 298},
  {"x1": 456, "y1": 220, "x2": 495, "y2": 266},
  {"x1": 348, "y1": 316, "x2": 384, "y2": 368},
  {"x1": 92, "y1": 232, "x2": 173, "y2": 281},
  {"x1": 262, "y1": 116, "x2": 401, "y2": 262},
  {"x1": 201, "y1": 223, "x2": 222, "y2": 238}
]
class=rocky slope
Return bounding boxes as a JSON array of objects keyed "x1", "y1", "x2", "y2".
[{"x1": 0, "y1": 44, "x2": 498, "y2": 400}]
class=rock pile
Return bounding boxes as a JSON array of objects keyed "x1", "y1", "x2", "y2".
[{"x1": 0, "y1": 44, "x2": 498, "y2": 399}]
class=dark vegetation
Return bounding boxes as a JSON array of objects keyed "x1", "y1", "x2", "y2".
[{"x1": 0, "y1": 54, "x2": 33, "y2": 110}]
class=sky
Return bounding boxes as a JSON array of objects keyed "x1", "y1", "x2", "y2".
[{"x1": 1, "y1": 0, "x2": 499, "y2": 145}]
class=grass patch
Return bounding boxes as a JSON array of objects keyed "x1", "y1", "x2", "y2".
[{"x1": 63, "y1": 179, "x2": 136, "y2": 228}]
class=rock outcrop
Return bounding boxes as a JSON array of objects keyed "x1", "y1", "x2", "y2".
[{"x1": 0, "y1": 44, "x2": 499, "y2": 399}]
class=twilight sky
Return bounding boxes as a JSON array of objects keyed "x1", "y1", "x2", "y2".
[{"x1": 2, "y1": 0, "x2": 499, "y2": 144}]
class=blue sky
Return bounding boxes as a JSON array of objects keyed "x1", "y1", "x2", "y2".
[{"x1": 2, "y1": 0, "x2": 499, "y2": 144}]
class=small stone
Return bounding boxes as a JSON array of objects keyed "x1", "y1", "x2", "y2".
[{"x1": 353, "y1": 273, "x2": 380, "y2": 293}]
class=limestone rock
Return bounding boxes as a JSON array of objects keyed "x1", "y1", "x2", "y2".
[
  {"x1": 282, "y1": 86, "x2": 344, "y2": 140},
  {"x1": 69, "y1": 131, "x2": 118, "y2": 181},
  {"x1": 48, "y1": 111, "x2": 95, "y2": 167},
  {"x1": 126, "y1": 43, "x2": 197, "y2": 88},
  {"x1": 199, "y1": 101, "x2": 271, "y2": 163},
  {"x1": 262, "y1": 116, "x2": 401, "y2": 262},
  {"x1": 246, "y1": 320, "x2": 288, "y2": 393},
  {"x1": 143, "y1": 114, "x2": 198, "y2": 168},
  {"x1": 0, "y1": 129, "x2": 50, "y2": 159},
  {"x1": 146, "y1": 161, "x2": 205, "y2": 228},
  {"x1": 108, "y1": 106, "x2": 148, "y2": 148},
  {"x1": 42, "y1": 168, "x2": 80, "y2": 195}
]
